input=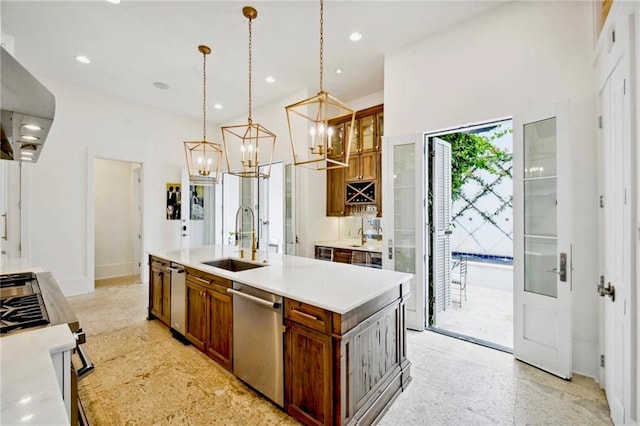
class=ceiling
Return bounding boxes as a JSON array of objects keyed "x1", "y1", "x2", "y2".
[{"x1": 1, "y1": 1, "x2": 505, "y2": 123}]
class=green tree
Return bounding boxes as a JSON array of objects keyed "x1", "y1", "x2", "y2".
[{"x1": 438, "y1": 127, "x2": 512, "y2": 202}]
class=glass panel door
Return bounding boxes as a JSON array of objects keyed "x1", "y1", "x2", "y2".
[
  {"x1": 523, "y1": 117, "x2": 557, "y2": 298},
  {"x1": 382, "y1": 134, "x2": 425, "y2": 331}
]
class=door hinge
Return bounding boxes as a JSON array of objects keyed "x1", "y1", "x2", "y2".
[
  {"x1": 599, "y1": 195, "x2": 604, "y2": 208},
  {"x1": 600, "y1": 354, "x2": 605, "y2": 368},
  {"x1": 598, "y1": 116, "x2": 603, "y2": 129},
  {"x1": 623, "y1": 79, "x2": 626, "y2": 95},
  {"x1": 430, "y1": 150, "x2": 436, "y2": 158},
  {"x1": 611, "y1": 30, "x2": 616, "y2": 44},
  {"x1": 138, "y1": 262, "x2": 141, "y2": 267}
]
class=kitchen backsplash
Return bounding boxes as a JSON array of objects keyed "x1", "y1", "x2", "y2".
[{"x1": 337, "y1": 216, "x2": 382, "y2": 241}]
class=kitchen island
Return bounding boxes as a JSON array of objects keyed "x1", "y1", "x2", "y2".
[{"x1": 148, "y1": 245, "x2": 412, "y2": 426}]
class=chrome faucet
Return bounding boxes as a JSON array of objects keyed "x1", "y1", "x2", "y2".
[
  {"x1": 377, "y1": 226, "x2": 383, "y2": 240},
  {"x1": 235, "y1": 205, "x2": 257, "y2": 260}
]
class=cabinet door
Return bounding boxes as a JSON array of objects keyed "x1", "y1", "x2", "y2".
[
  {"x1": 360, "y1": 115, "x2": 376, "y2": 152},
  {"x1": 185, "y1": 280, "x2": 207, "y2": 350},
  {"x1": 326, "y1": 164, "x2": 345, "y2": 216},
  {"x1": 345, "y1": 155, "x2": 361, "y2": 182},
  {"x1": 360, "y1": 151, "x2": 377, "y2": 181},
  {"x1": 346, "y1": 119, "x2": 360, "y2": 153},
  {"x1": 328, "y1": 123, "x2": 345, "y2": 158},
  {"x1": 206, "y1": 287, "x2": 233, "y2": 371},
  {"x1": 285, "y1": 320, "x2": 332, "y2": 426},
  {"x1": 161, "y1": 270, "x2": 171, "y2": 322},
  {"x1": 150, "y1": 269, "x2": 164, "y2": 318}
]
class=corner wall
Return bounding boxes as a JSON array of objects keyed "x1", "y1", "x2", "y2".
[{"x1": 384, "y1": 1, "x2": 599, "y2": 377}]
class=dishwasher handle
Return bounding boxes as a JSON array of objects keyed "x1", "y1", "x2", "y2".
[{"x1": 227, "y1": 288, "x2": 281, "y2": 309}]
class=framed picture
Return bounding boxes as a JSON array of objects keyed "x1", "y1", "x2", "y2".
[
  {"x1": 190, "y1": 185, "x2": 205, "y2": 220},
  {"x1": 166, "y1": 183, "x2": 181, "y2": 220}
]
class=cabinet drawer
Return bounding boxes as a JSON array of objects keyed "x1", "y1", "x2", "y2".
[
  {"x1": 185, "y1": 267, "x2": 232, "y2": 288},
  {"x1": 285, "y1": 299, "x2": 332, "y2": 334},
  {"x1": 150, "y1": 256, "x2": 169, "y2": 269},
  {"x1": 332, "y1": 248, "x2": 352, "y2": 264}
]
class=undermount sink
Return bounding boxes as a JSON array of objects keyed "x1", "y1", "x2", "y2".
[
  {"x1": 349, "y1": 244, "x2": 364, "y2": 248},
  {"x1": 201, "y1": 258, "x2": 266, "y2": 272}
]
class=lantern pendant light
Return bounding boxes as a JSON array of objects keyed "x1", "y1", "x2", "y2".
[
  {"x1": 222, "y1": 6, "x2": 276, "y2": 179},
  {"x1": 184, "y1": 45, "x2": 223, "y2": 185},
  {"x1": 285, "y1": 0, "x2": 356, "y2": 170}
]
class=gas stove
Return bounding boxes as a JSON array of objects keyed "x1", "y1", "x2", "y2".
[{"x1": 0, "y1": 272, "x2": 50, "y2": 334}]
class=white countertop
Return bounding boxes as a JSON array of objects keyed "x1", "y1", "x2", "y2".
[
  {"x1": 314, "y1": 239, "x2": 383, "y2": 253},
  {"x1": 0, "y1": 324, "x2": 76, "y2": 426},
  {"x1": 149, "y1": 245, "x2": 412, "y2": 314},
  {"x1": 0, "y1": 258, "x2": 43, "y2": 275}
]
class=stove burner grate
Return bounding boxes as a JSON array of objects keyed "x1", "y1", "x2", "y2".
[
  {"x1": 0, "y1": 293, "x2": 50, "y2": 334},
  {"x1": 0, "y1": 272, "x2": 38, "y2": 289}
]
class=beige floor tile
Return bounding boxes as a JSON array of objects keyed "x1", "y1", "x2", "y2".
[{"x1": 67, "y1": 276, "x2": 610, "y2": 426}]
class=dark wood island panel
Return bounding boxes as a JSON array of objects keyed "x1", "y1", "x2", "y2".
[{"x1": 285, "y1": 281, "x2": 411, "y2": 426}]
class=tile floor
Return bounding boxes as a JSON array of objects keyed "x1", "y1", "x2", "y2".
[
  {"x1": 437, "y1": 284, "x2": 513, "y2": 349},
  {"x1": 68, "y1": 276, "x2": 611, "y2": 425}
]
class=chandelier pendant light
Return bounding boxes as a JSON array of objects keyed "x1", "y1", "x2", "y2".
[
  {"x1": 184, "y1": 45, "x2": 223, "y2": 185},
  {"x1": 285, "y1": 0, "x2": 356, "y2": 170},
  {"x1": 222, "y1": 6, "x2": 276, "y2": 179}
]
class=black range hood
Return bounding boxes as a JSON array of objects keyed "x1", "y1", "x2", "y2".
[{"x1": 1, "y1": 46, "x2": 55, "y2": 163}]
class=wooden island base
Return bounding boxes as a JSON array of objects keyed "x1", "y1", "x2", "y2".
[
  {"x1": 148, "y1": 253, "x2": 412, "y2": 426},
  {"x1": 285, "y1": 282, "x2": 411, "y2": 426}
]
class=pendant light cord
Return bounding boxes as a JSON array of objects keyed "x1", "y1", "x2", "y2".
[
  {"x1": 202, "y1": 50, "x2": 207, "y2": 140},
  {"x1": 248, "y1": 16, "x2": 253, "y2": 123},
  {"x1": 319, "y1": 0, "x2": 324, "y2": 93}
]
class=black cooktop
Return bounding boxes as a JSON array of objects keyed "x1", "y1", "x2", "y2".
[{"x1": 0, "y1": 273, "x2": 50, "y2": 334}]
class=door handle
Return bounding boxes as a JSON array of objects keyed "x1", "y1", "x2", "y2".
[
  {"x1": 547, "y1": 252, "x2": 567, "y2": 282},
  {"x1": 388, "y1": 239, "x2": 393, "y2": 260},
  {"x1": 1, "y1": 213, "x2": 7, "y2": 241},
  {"x1": 597, "y1": 277, "x2": 615, "y2": 302},
  {"x1": 444, "y1": 229, "x2": 453, "y2": 235}
]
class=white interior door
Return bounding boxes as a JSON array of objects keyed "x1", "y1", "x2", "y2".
[
  {"x1": 513, "y1": 103, "x2": 572, "y2": 379},
  {"x1": 431, "y1": 137, "x2": 453, "y2": 326},
  {"x1": 132, "y1": 165, "x2": 142, "y2": 277},
  {"x1": 382, "y1": 134, "x2": 425, "y2": 331},
  {"x1": 600, "y1": 49, "x2": 632, "y2": 425}
]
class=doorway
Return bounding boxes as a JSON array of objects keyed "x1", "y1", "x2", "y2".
[
  {"x1": 94, "y1": 158, "x2": 143, "y2": 281},
  {"x1": 427, "y1": 119, "x2": 514, "y2": 351}
]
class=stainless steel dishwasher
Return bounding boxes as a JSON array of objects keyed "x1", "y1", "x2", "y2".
[
  {"x1": 228, "y1": 282, "x2": 284, "y2": 407},
  {"x1": 168, "y1": 263, "x2": 186, "y2": 338}
]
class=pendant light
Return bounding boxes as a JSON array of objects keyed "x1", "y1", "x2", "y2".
[
  {"x1": 285, "y1": 0, "x2": 356, "y2": 170},
  {"x1": 184, "y1": 45, "x2": 223, "y2": 185},
  {"x1": 222, "y1": 6, "x2": 276, "y2": 179}
]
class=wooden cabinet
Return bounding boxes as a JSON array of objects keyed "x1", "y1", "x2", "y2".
[
  {"x1": 285, "y1": 300, "x2": 333, "y2": 426},
  {"x1": 148, "y1": 256, "x2": 171, "y2": 326},
  {"x1": 284, "y1": 285, "x2": 411, "y2": 426},
  {"x1": 326, "y1": 164, "x2": 345, "y2": 216},
  {"x1": 185, "y1": 269, "x2": 233, "y2": 371},
  {"x1": 326, "y1": 104, "x2": 383, "y2": 217}
]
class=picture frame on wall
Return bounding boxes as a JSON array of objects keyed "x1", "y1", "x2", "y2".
[
  {"x1": 166, "y1": 183, "x2": 181, "y2": 220},
  {"x1": 190, "y1": 185, "x2": 205, "y2": 220}
]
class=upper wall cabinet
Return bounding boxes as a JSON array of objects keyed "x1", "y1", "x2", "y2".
[{"x1": 326, "y1": 104, "x2": 383, "y2": 217}]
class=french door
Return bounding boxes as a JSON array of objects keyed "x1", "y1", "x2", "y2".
[
  {"x1": 513, "y1": 103, "x2": 572, "y2": 379},
  {"x1": 382, "y1": 134, "x2": 426, "y2": 331},
  {"x1": 430, "y1": 137, "x2": 453, "y2": 326}
]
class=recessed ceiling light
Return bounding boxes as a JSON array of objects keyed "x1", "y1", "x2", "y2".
[
  {"x1": 265, "y1": 76, "x2": 276, "y2": 84},
  {"x1": 20, "y1": 157, "x2": 33, "y2": 161},
  {"x1": 349, "y1": 32, "x2": 363, "y2": 42},
  {"x1": 21, "y1": 151, "x2": 34, "y2": 156},
  {"x1": 153, "y1": 81, "x2": 170, "y2": 90},
  {"x1": 75, "y1": 55, "x2": 91, "y2": 64},
  {"x1": 106, "y1": 0, "x2": 121, "y2": 3},
  {"x1": 213, "y1": 104, "x2": 223, "y2": 110},
  {"x1": 335, "y1": 68, "x2": 343, "y2": 74},
  {"x1": 21, "y1": 124, "x2": 42, "y2": 131},
  {"x1": 21, "y1": 135, "x2": 40, "y2": 141}
]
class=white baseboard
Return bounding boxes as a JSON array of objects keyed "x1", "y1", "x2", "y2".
[
  {"x1": 94, "y1": 262, "x2": 134, "y2": 280},
  {"x1": 572, "y1": 338, "x2": 599, "y2": 380}
]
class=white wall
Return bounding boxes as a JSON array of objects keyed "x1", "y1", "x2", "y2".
[
  {"x1": 94, "y1": 158, "x2": 135, "y2": 279},
  {"x1": 384, "y1": 1, "x2": 599, "y2": 378},
  {"x1": 25, "y1": 78, "x2": 207, "y2": 295}
]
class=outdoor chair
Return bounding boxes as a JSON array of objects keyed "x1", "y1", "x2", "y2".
[{"x1": 451, "y1": 256, "x2": 468, "y2": 307}]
